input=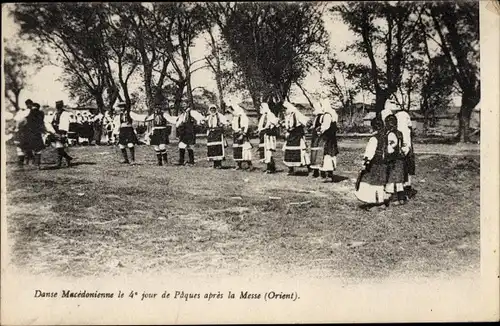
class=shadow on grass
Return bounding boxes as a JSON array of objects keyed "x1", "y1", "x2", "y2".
[{"x1": 292, "y1": 170, "x2": 311, "y2": 177}]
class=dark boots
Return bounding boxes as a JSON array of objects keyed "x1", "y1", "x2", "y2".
[
  {"x1": 178, "y1": 148, "x2": 185, "y2": 165},
  {"x1": 187, "y1": 149, "x2": 195, "y2": 165},
  {"x1": 162, "y1": 152, "x2": 168, "y2": 165},
  {"x1": 129, "y1": 147, "x2": 135, "y2": 164},
  {"x1": 121, "y1": 148, "x2": 130, "y2": 164},
  {"x1": 17, "y1": 155, "x2": 25, "y2": 169},
  {"x1": 156, "y1": 153, "x2": 163, "y2": 166},
  {"x1": 34, "y1": 153, "x2": 42, "y2": 169},
  {"x1": 312, "y1": 169, "x2": 319, "y2": 178},
  {"x1": 288, "y1": 167, "x2": 294, "y2": 175},
  {"x1": 57, "y1": 148, "x2": 73, "y2": 167}
]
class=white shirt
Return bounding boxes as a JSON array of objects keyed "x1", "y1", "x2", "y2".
[
  {"x1": 257, "y1": 111, "x2": 279, "y2": 132},
  {"x1": 364, "y1": 136, "x2": 378, "y2": 160},
  {"x1": 232, "y1": 114, "x2": 249, "y2": 133}
]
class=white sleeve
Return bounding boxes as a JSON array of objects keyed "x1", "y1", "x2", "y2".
[
  {"x1": 320, "y1": 113, "x2": 332, "y2": 132},
  {"x1": 113, "y1": 116, "x2": 120, "y2": 135},
  {"x1": 257, "y1": 115, "x2": 265, "y2": 131},
  {"x1": 190, "y1": 110, "x2": 205, "y2": 123},
  {"x1": 58, "y1": 112, "x2": 70, "y2": 132},
  {"x1": 387, "y1": 132, "x2": 398, "y2": 154},
  {"x1": 241, "y1": 115, "x2": 249, "y2": 133},
  {"x1": 364, "y1": 137, "x2": 378, "y2": 160},
  {"x1": 219, "y1": 113, "x2": 228, "y2": 125},
  {"x1": 163, "y1": 113, "x2": 178, "y2": 125},
  {"x1": 44, "y1": 120, "x2": 56, "y2": 134}
]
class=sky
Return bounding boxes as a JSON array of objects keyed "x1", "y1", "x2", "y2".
[{"x1": 2, "y1": 3, "x2": 460, "y2": 111}]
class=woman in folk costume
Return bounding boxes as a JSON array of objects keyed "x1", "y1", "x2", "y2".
[
  {"x1": 308, "y1": 101, "x2": 325, "y2": 178},
  {"x1": 17, "y1": 103, "x2": 54, "y2": 170},
  {"x1": 113, "y1": 102, "x2": 138, "y2": 164},
  {"x1": 175, "y1": 106, "x2": 204, "y2": 166},
  {"x1": 205, "y1": 104, "x2": 228, "y2": 169},
  {"x1": 355, "y1": 118, "x2": 391, "y2": 209},
  {"x1": 384, "y1": 114, "x2": 407, "y2": 205},
  {"x1": 282, "y1": 101, "x2": 311, "y2": 175},
  {"x1": 393, "y1": 106, "x2": 417, "y2": 199},
  {"x1": 229, "y1": 100, "x2": 254, "y2": 170},
  {"x1": 13, "y1": 99, "x2": 33, "y2": 168},
  {"x1": 103, "y1": 110, "x2": 116, "y2": 145},
  {"x1": 149, "y1": 105, "x2": 172, "y2": 166},
  {"x1": 257, "y1": 102, "x2": 279, "y2": 173},
  {"x1": 318, "y1": 98, "x2": 340, "y2": 181},
  {"x1": 50, "y1": 100, "x2": 74, "y2": 167}
]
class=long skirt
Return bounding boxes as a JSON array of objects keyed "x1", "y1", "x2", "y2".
[
  {"x1": 405, "y1": 145, "x2": 416, "y2": 177},
  {"x1": 355, "y1": 162, "x2": 388, "y2": 204},
  {"x1": 150, "y1": 127, "x2": 170, "y2": 146},
  {"x1": 233, "y1": 134, "x2": 252, "y2": 161},
  {"x1": 207, "y1": 128, "x2": 225, "y2": 161},
  {"x1": 19, "y1": 131, "x2": 45, "y2": 152},
  {"x1": 386, "y1": 158, "x2": 406, "y2": 184},
  {"x1": 178, "y1": 124, "x2": 196, "y2": 146},
  {"x1": 320, "y1": 135, "x2": 339, "y2": 172},
  {"x1": 309, "y1": 132, "x2": 324, "y2": 170},
  {"x1": 118, "y1": 126, "x2": 138, "y2": 145},
  {"x1": 68, "y1": 122, "x2": 79, "y2": 140},
  {"x1": 259, "y1": 132, "x2": 276, "y2": 163},
  {"x1": 283, "y1": 131, "x2": 310, "y2": 167}
]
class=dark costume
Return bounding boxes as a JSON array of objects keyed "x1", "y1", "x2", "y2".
[{"x1": 150, "y1": 111, "x2": 170, "y2": 166}]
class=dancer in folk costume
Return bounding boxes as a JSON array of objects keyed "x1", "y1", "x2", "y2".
[
  {"x1": 50, "y1": 100, "x2": 74, "y2": 167},
  {"x1": 175, "y1": 106, "x2": 204, "y2": 166},
  {"x1": 113, "y1": 102, "x2": 138, "y2": 164},
  {"x1": 92, "y1": 111, "x2": 104, "y2": 145},
  {"x1": 13, "y1": 99, "x2": 33, "y2": 168},
  {"x1": 308, "y1": 101, "x2": 325, "y2": 178},
  {"x1": 67, "y1": 112, "x2": 79, "y2": 146},
  {"x1": 318, "y1": 98, "x2": 340, "y2": 181},
  {"x1": 282, "y1": 101, "x2": 311, "y2": 175},
  {"x1": 355, "y1": 118, "x2": 391, "y2": 209},
  {"x1": 394, "y1": 107, "x2": 417, "y2": 199},
  {"x1": 384, "y1": 114, "x2": 407, "y2": 205},
  {"x1": 229, "y1": 100, "x2": 254, "y2": 170},
  {"x1": 103, "y1": 110, "x2": 116, "y2": 145},
  {"x1": 16, "y1": 103, "x2": 55, "y2": 170},
  {"x1": 257, "y1": 102, "x2": 279, "y2": 173},
  {"x1": 149, "y1": 105, "x2": 172, "y2": 166},
  {"x1": 205, "y1": 105, "x2": 228, "y2": 169}
]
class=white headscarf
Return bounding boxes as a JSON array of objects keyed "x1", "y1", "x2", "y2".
[
  {"x1": 283, "y1": 101, "x2": 309, "y2": 126},
  {"x1": 313, "y1": 101, "x2": 324, "y2": 115},
  {"x1": 260, "y1": 102, "x2": 270, "y2": 115},
  {"x1": 321, "y1": 98, "x2": 338, "y2": 123}
]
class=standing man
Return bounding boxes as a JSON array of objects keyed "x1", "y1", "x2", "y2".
[
  {"x1": 50, "y1": 100, "x2": 74, "y2": 167},
  {"x1": 113, "y1": 102, "x2": 138, "y2": 164},
  {"x1": 92, "y1": 111, "x2": 104, "y2": 145},
  {"x1": 282, "y1": 101, "x2": 311, "y2": 175},
  {"x1": 257, "y1": 102, "x2": 279, "y2": 174},
  {"x1": 308, "y1": 101, "x2": 325, "y2": 178},
  {"x1": 205, "y1": 104, "x2": 228, "y2": 169},
  {"x1": 319, "y1": 98, "x2": 339, "y2": 181},
  {"x1": 149, "y1": 105, "x2": 171, "y2": 166},
  {"x1": 229, "y1": 100, "x2": 253, "y2": 171},
  {"x1": 175, "y1": 105, "x2": 204, "y2": 166}
]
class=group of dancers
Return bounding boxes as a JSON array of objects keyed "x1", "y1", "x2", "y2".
[
  {"x1": 142, "y1": 97, "x2": 341, "y2": 181},
  {"x1": 354, "y1": 102, "x2": 417, "y2": 209},
  {"x1": 12, "y1": 97, "x2": 416, "y2": 209}
]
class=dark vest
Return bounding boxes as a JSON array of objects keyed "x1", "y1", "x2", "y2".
[{"x1": 153, "y1": 113, "x2": 167, "y2": 127}]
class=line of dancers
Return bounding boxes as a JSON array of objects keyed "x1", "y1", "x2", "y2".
[{"x1": 12, "y1": 98, "x2": 417, "y2": 209}]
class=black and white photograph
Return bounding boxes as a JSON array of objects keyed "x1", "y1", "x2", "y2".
[{"x1": 1, "y1": 1, "x2": 498, "y2": 324}]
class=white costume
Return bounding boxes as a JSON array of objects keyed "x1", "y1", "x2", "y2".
[
  {"x1": 282, "y1": 101, "x2": 310, "y2": 168},
  {"x1": 230, "y1": 100, "x2": 253, "y2": 163},
  {"x1": 257, "y1": 103, "x2": 279, "y2": 166}
]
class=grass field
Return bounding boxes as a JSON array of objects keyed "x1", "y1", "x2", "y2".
[{"x1": 4, "y1": 138, "x2": 480, "y2": 280}]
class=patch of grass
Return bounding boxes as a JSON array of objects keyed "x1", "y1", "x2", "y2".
[{"x1": 5, "y1": 142, "x2": 479, "y2": 279}]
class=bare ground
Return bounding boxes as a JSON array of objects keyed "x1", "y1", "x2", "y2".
[{"x1": 4, "y1": 139, "x2": 480, "y2": 280}]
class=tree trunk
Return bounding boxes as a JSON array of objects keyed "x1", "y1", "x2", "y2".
[
  {"x1": 374, "y1": 92, "x2": 390, "y2": 114},
  {"x1": 173, "y1": 80, "x2": 186, "y2": 116},
  {"x1": 94, "y1": 92, "x2": 106, "y2": 114},
  {"x1": 457, "y1": 89, "x2": 480, "y2": 143},
  {"x1": 14, "y1": 91, "x2": 20, "y2": 112},
  {"x1": 143, "y1": 65, "x2": 154, "y2": 115}
]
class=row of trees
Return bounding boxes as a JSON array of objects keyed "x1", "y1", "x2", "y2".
[
  {"x1": 324, "y1": 1, "x2": 479, "y2": 141},
  {"x1": 8, "y1": 2, "x2": 328, "y2": 117},
  {"x1": 6, "y1": 1, "x2": 479, "y2": 141}
]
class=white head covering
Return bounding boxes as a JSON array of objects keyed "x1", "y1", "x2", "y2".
[
  {"x1": 260, "y1": 102, "x2": 270, "y2": 115},
  {"x1": 313, "y1": 101, "x2": 324, "y2": 115},
  {"x1": 283, "y1": 101, "x2": 309, "y2": 126},
  {"x1": 230, "y1": 101, "x2": 245, "y2": 116},
  {"x1": 321, "y1": 98, "x2": 338, "y2": 123}
]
